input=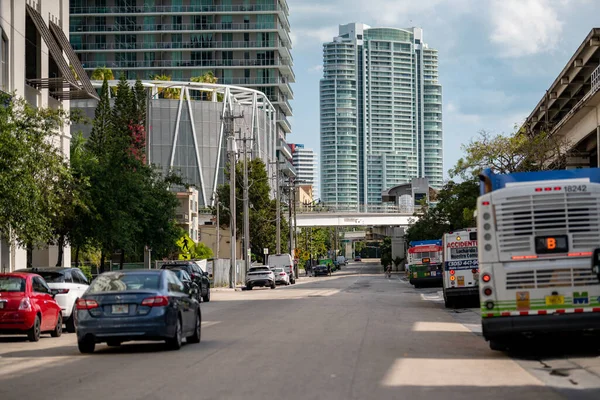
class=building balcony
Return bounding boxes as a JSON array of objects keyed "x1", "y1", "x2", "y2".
[
  {"x1": 70, "y1": 22, "x2": 279, "y2": 34},
  {"x1": 276, "y1": 112, "x2": 292, "y2": 133},
  {"x1": 70, "y1": 4, "x2": 285, "y2": 15},
  {"x1": 72, "y1": 39, "x2": 290, "y2": 52},
  {"x1": 219, "y1": 77, "x2": 294, "y2": 97},
  {"x1": 269, "y1": 95, "x2": 292, "y2": 116},
  {"x1": 176, "y1": 213, "x2": 191, "y2": 225},
  {"x1": 81, "y1": 57, "x2": 292, "y2": 70}
]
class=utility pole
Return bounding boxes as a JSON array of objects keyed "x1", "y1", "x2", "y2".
[
  {"x1": 239, "y1": 135, "x2": 253, "y2": 275},
  {"x1": 276, "y1": 160, "x2": 281, "y2": 254},
  {"x1": 288, "y1": 177, "x2": 293, "y2": 256},
  {"x1": 215, "y1": 192, "x2": 219, "y2": 258},
  {"x1": 222, "y1": 109, "x2": 244, "y2": 288}
]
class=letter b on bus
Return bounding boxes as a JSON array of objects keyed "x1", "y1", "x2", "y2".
[{"x1": 547, "y1": 238, "x2": 556, "y2": 250}]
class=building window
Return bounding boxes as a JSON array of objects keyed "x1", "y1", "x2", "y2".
[
  {"x1": 0, "y1": 31, "x2": 7, "y2": 91},
  {"x1": 25, "y1": 14, "x2": 40, "y2": 81}
]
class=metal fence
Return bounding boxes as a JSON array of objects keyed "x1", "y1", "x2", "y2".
[{"x1": 154, "y1": 258, "x2": 245, "y2": 287}]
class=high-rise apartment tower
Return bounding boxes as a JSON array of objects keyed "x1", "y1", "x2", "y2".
[
  {"x1": 320, "y1": 23, "x2": 442, "y2": 208},
  {"x1": 69, "y1": 0, "x2": 294, "y2": 138}
]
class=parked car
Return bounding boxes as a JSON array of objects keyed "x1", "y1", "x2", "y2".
[
  {"x1": 246, "y1": 266, "x2": 276, "y2": 290},
  {"x1": 0, "y1": 273, "x2": 63, "y2": 341},
  {"x1": 270, "y1": 267, "x2": 290, "y2": 285},
  {"x1": 354, "y1": 256, "x2": 362, "y2": 262},
  {"x1": 312, "y1": 264, "x2": 329, "y2": 277},
  {"x1": 170, "y1": 269, "x2": 200, "y2": 301},
  {"x1": 267, "y1": 254, "x2": 296, "y2": 284},
  {"x1": 15, "y1": 267, "x2": 89, "y2": 333},
  {"x1": 75, "y1": 270, "x2": 201, "y2": 353},
  {"x1": 161, "y1": 261, "x2": 210, "y2": 302}
]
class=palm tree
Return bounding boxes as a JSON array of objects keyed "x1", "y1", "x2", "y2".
[
  {"x1": 152, "y1": 74, "x2": 181, "y2": 99},
  {"x1": 190, "y1": 71, "x2": 223, "y2": 101},
  {"x1": 91, "y1": 67, "x2": 115, "y2": 81}
]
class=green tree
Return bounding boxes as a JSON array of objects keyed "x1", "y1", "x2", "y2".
[
  {"x1": 191, "y1": 71, "x2": 223, "y2": 101},
  {"x1": 404, "y1": 179, "x2": 479, "y2": 243},
  {"x1": 450, "y1": 129, "x2": 573, "y2": 179},
  {"x1": 192, "y1": 242, "x2": 214, "y2": 260},
  {"x1": 91, "y1": 67, "x2": 115, "y2": 81},
  {"x1": 51, "y1": 133, "x2": 96, "y2": 266},
  {"x1": 0, "y1": 94, "x2": 72, "y2": 248},
  {"x1": 82, "y1": 77, "x2": 180, "y2": 271},
  {"x1": 152, "y1": 74, "x2": 180, "y2": 99}
]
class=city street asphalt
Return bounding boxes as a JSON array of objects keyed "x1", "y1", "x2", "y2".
[{"x1": 2, "y1": 259, "x2": 600, "y2": 399}]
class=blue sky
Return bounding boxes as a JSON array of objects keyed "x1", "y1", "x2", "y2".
[{"x1": 286, "y1": 0, "x2": 600, "y2": 179}]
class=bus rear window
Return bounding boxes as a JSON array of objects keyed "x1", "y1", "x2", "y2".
[{"x1": 469, "y1": 232, "x2": 477, "y2": 241}]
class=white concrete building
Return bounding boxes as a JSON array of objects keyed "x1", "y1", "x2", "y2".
[
  {"x1": 290, "y1": 143, "x2": 318, "y2": 199},
  {"x1": 320, "y1": 23, "x2": 443, "y2": 208},
  {"x1": 0, "y1": 0, "x2": 97, "y2": 272}
]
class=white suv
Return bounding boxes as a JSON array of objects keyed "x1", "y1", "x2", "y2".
[
  {"x1": 17, "y1": 267, "x2": 90, "y2": 332},
  {"x1": 246, "y1": 266, "x2": 276, "y2": 290}
]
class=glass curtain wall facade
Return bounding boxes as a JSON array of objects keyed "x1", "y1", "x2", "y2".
[
  {"x1": 69, "y1": 0, "x2": 294, "y2": 139},
  {"x1": 320, "y1": 23, "x2": 442, "y2": 208}
]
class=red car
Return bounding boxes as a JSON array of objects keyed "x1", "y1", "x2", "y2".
[{"x1": 0, "y1": 273, "x2": 63, "y2": 341}]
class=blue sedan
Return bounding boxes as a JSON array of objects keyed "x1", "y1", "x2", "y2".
[{"x1": 76, "y1": 270, "x2": 201, "y2": 353}]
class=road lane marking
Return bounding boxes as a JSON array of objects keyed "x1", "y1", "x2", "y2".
[
  {"x1": 381, "y1": 358, "x2": 544, "y2": 387},
  {"x1": 201, "y1": 321, "x2": 221, "y2": 328},
  {"x1": 412, "y1": 321, "x2": 471, "y2": 332}
]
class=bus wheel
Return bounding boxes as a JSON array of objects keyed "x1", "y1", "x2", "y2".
[
  {"x1": 444, "y1": 296, "x2": 453, "y2": 309},
  {"x1": 489, "y1": 340, "x2": 509, "y2": 352}
]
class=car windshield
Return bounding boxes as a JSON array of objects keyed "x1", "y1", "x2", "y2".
[
  {"x1": 172, "y1": 270, "x2": 188, "y2": 280},
  {"x1": 87, "y1": 273, "x2": 161, "y2": 293},
  {"x1": 0, "y1": 276, "x2": 25, "y2": 292},
  {"x1": 164, "y1": 265, "x2": 190, "y2": 272},
  {"x1": 35, "y1": 271, "x2": 66, "y2": 283}
]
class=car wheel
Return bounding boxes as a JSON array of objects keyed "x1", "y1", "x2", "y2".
[
  {"x1": 187, "y1": 310, "x2": 201, "y2": 344},
  {"x1": 51, "y1": 313, "x2": 63, "y2": 337},
  {"x1": 66, "y1": 309, "x2": 76, "y2": 333},
  {"x1": 203, "y1": 287, "x2": 210, "y2": 303},
  {"x1": 78, "y1": 337, "x2": 95, "y2": 354},
  {"x1": 270, "y1": 282, "x2": 276, "y2": 289},
  {"x1": 489, "y1": 339, "x2": 509, "y2": 352},
  {"x1": 27, "y1": 315, "x2": 41, "y2": 342},
  {"x1": 247, "y1": 284, "x2": 252, "y2": 290},
  {"x1": 166, "y1": 317, "x2": 182, "y2": 350},
  {"x1": 106, "y1": 340, "x2": 121, "y2": 347}
]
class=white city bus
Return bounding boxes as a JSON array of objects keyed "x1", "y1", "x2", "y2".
[
  {"x1": 477, "y1": 168, "x2": 600, "y2": 351},
  {"x1": 442, "y1": 228, "x2": 479, "y2": 308}
]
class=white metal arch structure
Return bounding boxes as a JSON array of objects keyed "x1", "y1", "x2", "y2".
[{"x1": 89, "y1": 80, "x2": 279, "y2": 207}]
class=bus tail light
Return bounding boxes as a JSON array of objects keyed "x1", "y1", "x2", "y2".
[
  {"x1": 450, "y1": 270, "x2": 455, "y2": 275},
  {"x1": 471, "y1": 268, "x2": 477, "y2": 274},
  {"x1": 450, "y1": 275, "x2": 456, "y2": 281},
  {"x1": 485, "y1": 301, "x2": 494, "y2": 310},
  {"x1": 482, "y1": 274, "x2": 491, "y2": 283},
  {"x1": 483, "y1": 288, "x2": 492, "y2": 296}
]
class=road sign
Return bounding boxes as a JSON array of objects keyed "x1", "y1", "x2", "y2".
[{"x1": 264, "y1": 248, "x2": 269, "y2": 255}]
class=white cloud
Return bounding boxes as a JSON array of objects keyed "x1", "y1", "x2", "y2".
[
  {"x1": 308, "y1": 65, "x2": 323, "y2": 73},
  {"x1": 292, "y1": 26, "x2": 339, "y2": 49},
  {"x1": 489, "y1": 0, "x2": 565, "y2": 57}
]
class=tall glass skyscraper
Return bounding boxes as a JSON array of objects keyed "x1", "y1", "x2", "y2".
[{"x1": 320, "y1": 23, "x2": 442, "y2": 208}]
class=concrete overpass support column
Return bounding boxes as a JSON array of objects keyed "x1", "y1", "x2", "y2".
[{"x1": 345, "y1": 242, "x2": 352, "y2": 259}]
